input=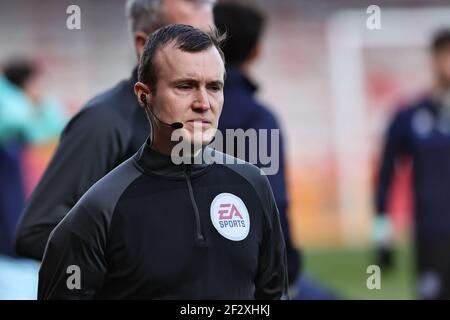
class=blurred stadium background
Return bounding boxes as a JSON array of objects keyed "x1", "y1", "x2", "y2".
[{"x1": 1, "y1": 0, "x2": 450, "y2": 299}]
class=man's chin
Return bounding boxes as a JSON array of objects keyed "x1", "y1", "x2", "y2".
[
  {"x1": 190, "y1": 139, "x2": 214, "y2": 147},
  {"x1": 184, "y1": 128, "x2": 216, "y2": 145}
]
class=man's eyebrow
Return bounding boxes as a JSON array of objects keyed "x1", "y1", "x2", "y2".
[
  {"x1": 171, "y1": 78, "x2": 198, "y2": 84},
  {"x1": 171, "y1": 78, "x2": 224, "y2": 85},
  {"x1": 208, "y1": 80, "x2": 224, "y2": 87}
]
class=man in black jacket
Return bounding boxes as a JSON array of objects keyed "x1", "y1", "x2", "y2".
[
  {"x1": 15, "y1": 0, "x2": 216, "y2": 260},
  {"x1": 38, "y1": 24, "x2": 288, "y2": 299},
  {"x1": 214, "y1": 1, "x2": 301, "y2": 290}
]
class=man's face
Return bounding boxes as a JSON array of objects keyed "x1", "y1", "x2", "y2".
[
  {"x1": 161, "y1": 0, "x2": 215, "y2": 32},
  {"x1": 434, "y1": 46, "x2": 450, "y2": 88},
  {"x1": 150, "y1": 43, "x2": 225, "y2": 146}
]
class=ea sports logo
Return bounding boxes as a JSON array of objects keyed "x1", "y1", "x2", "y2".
[
  {"x1": 210, "y1": 193, "x2": 250, "y2": 241},
  {"x1": 218, "y1": 203, "x2": 243, "y2": 220}
]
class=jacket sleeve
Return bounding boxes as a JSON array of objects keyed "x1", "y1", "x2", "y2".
[
  {"x1": 375, "y1": 109, "x2": 411, "y2": 216},
  {"x1": 38, "y1": 200, "x2": 108, "y2": 300},
  {"x1": 255, "y1": 175, "x2": 289, "y2": 300},
  {"x1": 15, "y1": 106, "x2": 125, "y2": 260},
  {"x1": 253, "y1": 110, "x2": 301, "y2": 285}
]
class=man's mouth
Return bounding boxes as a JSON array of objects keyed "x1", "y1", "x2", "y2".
[{"x1": 186, "y1": 119, "x2": 212, "y2": 126}]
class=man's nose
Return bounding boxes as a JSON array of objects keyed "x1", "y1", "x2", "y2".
[{"x1": 192, "y1": 88, "x2": 210, "y2": 111}]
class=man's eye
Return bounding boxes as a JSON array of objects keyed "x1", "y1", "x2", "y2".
[
  {"x1": 177, "y1": 84, "x2": 192, "y2": 90},
  {"x1": 208, "y1": 85, "x2": 222, "y2": 92}
]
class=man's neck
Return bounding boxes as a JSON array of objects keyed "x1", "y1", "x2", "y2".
[
  {"x1": 151, "y1": 134, "x2": 203, "y2": 159},
  {"x1": 151, "y1": 134, "x2": 173, "y2": 156}
]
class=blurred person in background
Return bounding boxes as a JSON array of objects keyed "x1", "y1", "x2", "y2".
[
  {"x1": 374, "y1": 29, "x2": 450, "y2": 300},
  {"x1": 214, "y1": 1, "x2": 337, "y2": 299},
  {"x1": 0, "y1": 58, "x2": 65, "y2": 257},
  {"x1": 15, "y1": 0, "x2": 216, "y2": 261},
  {"x1": 0, "y1": 57, "x2": 65, "y2": 299}
]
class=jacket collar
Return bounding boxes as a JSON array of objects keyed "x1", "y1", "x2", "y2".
[
  {"x1": 225, "y1": 65, "x2": 259, "y2": 94},
  {"x1": 134, "y1": 139, "x2": 213, "y2": 179}
]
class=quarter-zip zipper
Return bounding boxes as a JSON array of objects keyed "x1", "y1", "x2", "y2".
[{"x1": 184, "y1": 165, "x2": 206, "y2": 246}]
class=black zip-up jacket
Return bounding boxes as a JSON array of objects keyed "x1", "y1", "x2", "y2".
[
  {"x1": 15, "y1": 68, "x2": 148, "y2": 260},
  {"x1": 219, "y1": 66, "x2": 300, "y2": 284},
  {"x1": 38, "y1": 142, "x2": 289, "y2": 299}
]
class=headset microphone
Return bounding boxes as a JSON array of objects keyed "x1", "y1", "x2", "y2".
[{"x1": 140, "y1": 94, "x2": 183, "y2": 129}]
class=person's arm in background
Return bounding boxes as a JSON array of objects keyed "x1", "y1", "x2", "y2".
[
  {"x1": 15, "y1": 105, "x2": 125, "y2": 260},
  {"x1": 255, "y1": 174, "x2": 289, "y2": 300},
  {"x1": 374, "y1": 108, "x2": 411, "y2": 269},
  {"x1": 252, "y1": 109, "x2": 301, "y2": 286}
]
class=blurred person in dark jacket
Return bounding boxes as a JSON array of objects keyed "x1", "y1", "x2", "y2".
[
  {"x1": 0, "y1": 57, "x2": 64, "y2": 299},
  {"x1": 15, "y1": 0, "x2": 216, "y2": 260},
  {"x1": 214, "y1": 2, "x2": 338, "y2": 299},
  {"x1": 214, "y1": 0, "x2": 300, "y2": 287},
  {"x1": 374, "y1": 29, "x2": 450, "y2": 299},
  {"x1": 0, "y1": 58, "x2": 65, "y2": 257}
]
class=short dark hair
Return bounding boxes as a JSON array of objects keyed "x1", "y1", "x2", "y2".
[
  {"x1": 214, "y1": 2, "x2": 265, "y2": 67},
  {"x1": 432, "y1": 28, "x2": 450, "y2": 52},
  {"x1": 138, "y1": 24, "x2": 226, "y2": 90},
  {"x1": 3, "y1": 58, "x2": 38, "y2": 89}
]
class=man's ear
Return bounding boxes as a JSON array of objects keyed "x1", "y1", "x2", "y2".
[
  {"x1": 134, "y1": 31, "x2": 148, "y2": 60},
  {"x1": 134, "y1": 82, "x2": 151, "y2": 109}
]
